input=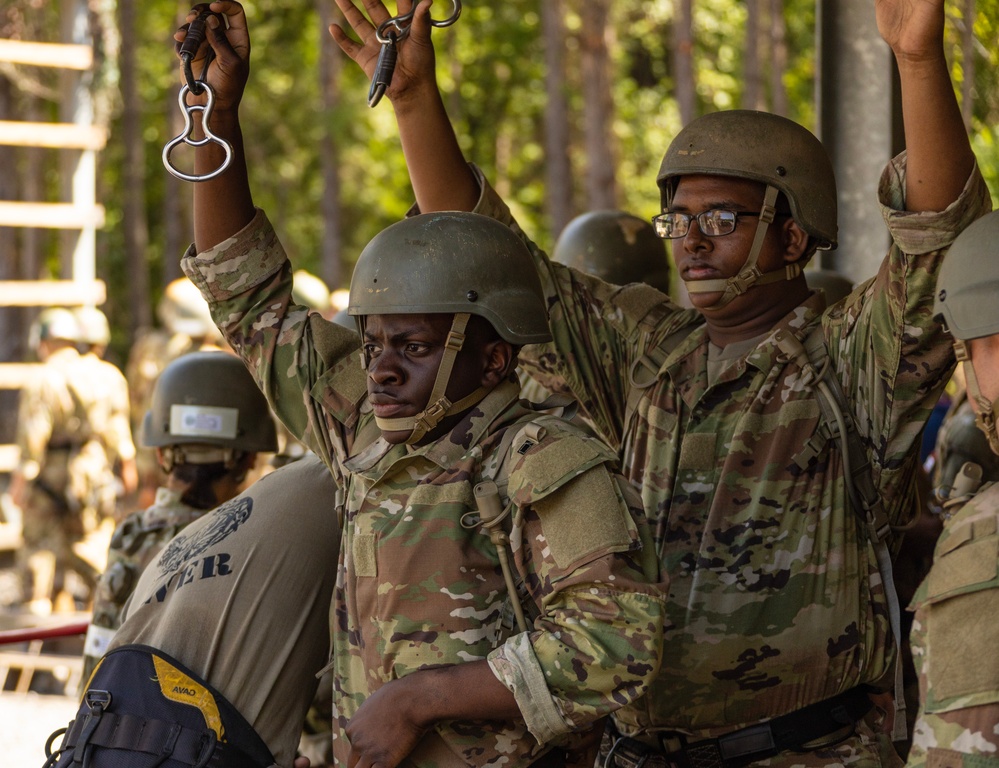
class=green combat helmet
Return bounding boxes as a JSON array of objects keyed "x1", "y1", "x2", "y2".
[
  {"x1": 74, "y1": 306, "x2": 112, "y2": 349},
  {"x1": 141, "y1": 351, "x2": 277, "y2": 469},
  {"x1": 934, "y1": 210, "x2": 999, "y2": 455},
  {"x1": 332, "y1": 308, "x2": 354, "y2": 331},
  {"x1": 29, "y1": 307, "x2": 83, "y2": 350},
  {"x1": 348, "y1": 211, "x2": 551, "y2": 443},
  {"x1": 806, "y1": 269, "x2": 854, "y2": 307},
  {"x1": 292, "y1": 270, "x2": 331, "y2": 312},
  {"x1": 553, "y1": 210, "x2": 671, "y2": 293},
  {"x1": 657, "y1": 110, "x2": 838, "y2": 309}
]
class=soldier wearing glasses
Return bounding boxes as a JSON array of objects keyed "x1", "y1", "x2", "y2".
[{"x1": 332, "y1": 0, "x2": 991, "y2": 764}]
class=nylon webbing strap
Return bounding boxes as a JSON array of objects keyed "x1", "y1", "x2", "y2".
[
  {"x1": 791, "y1": 326, "x2": 907, "y2": 742},
  {"x1": 59, "y1": 711, "x2": 215, "y2": 766},
  {"x1": 625, "y1": 303, "x2": 696, "y2": 433}
]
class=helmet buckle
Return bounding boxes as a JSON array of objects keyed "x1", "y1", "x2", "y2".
[
  {"x1": 416, "y1": 398, "x2": 452, "y2": 432},
  {"x1": 444, "y1": 330, "x2": 466, "y2": 353}
]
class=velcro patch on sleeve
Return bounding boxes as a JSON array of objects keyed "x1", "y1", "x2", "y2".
[{"x1": 532, "y1": 468, "x2": 633, "y2": 569}]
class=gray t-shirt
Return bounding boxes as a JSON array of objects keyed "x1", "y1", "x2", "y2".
[{"x1": 115, "y1": 454, "x2": 339, "y2": 767}]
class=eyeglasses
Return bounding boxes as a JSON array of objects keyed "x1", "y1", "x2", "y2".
[{"x1": 651, "y1": 209, "x2": 763, "y2": 239}]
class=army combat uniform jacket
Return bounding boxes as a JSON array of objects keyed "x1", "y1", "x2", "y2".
[
  {"x1": 79, "y1": 351, "x2": 136, "y2": 518},
  {"x1": 905, "y1": 482, "x2": 999, "y2": 768},
  {"x1": 181, "y1": 216, "x2": 666, "y2": 768},
  {"x1": 467, "y1": 154, "x2": 990, "y2": 764},
  {"x1": 80, "y1": 487, "x2": 203, "y2": 687},
  {"x1": 16, "y1": 346, "x2": 108, "y2": 537}
]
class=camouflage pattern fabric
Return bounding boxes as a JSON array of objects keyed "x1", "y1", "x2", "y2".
[
  {"x1": 80, "y1": 486, "x2": 202, "y2": 690},
  {"x1": 463, "y1": 155, "x2": 991, "y2": 764},
  {"x1": 906, "y1": 482, "x2": 999, "y2": 768},
  {"x1": 181, "y1": 218, "x2": 667, "y2": 768},
  {"x1": 16, "y1": 346, "x2": 111, "y2": 601},
  {"x1": 79, "y1": 351, "x2": 136, "y2": 520}
]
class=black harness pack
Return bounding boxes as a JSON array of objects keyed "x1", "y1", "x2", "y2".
[{"x1": 44, "y1": 644, "x2": 274, "y2": 768}]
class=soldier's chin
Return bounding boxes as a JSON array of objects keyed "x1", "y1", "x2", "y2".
[
  {"x1": 686, "y1": 288, "x2": 726, "y2": 311},
  {"x1": 380, "y1": 427, "x2": 414, "y2": 444}
]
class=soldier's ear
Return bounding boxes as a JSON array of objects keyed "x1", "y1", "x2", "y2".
[
  {"x1": 480, "y1": 340, "x2": 515, "y2": 388},
  {"x1": 782, "y1": 219, "x2": 810, "y2": 264}
]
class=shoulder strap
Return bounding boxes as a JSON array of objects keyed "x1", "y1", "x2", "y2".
[
  {"x1": 774, "y1": 323, "x2": 908, "y2": 742},
  {"x1": 624, "y1": 303, "x2": 695, "y2": 430}
]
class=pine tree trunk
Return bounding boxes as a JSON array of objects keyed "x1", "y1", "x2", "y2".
[
  {"x1": 120, "y1": 0, "x2": 152, "y2": 333},
  {"x1": 579, "y1": 0, "x2": 617, "y2": 210},
  {"x1": 542, "y1": 0, "x2": 573, "y2": 237},
  {"x1": 316, "y1": 0, "x2": 343, "y2": 292},
  {"x1": 673, "y1": 0, "x2": 695, "y2": 125}
]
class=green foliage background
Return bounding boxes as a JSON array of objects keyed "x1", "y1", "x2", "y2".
[{"x1": 9, "y1": 0, "x2": 999, "y2": 359}]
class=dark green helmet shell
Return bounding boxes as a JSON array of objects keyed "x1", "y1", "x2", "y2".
[
  {"x1": 935, "y1": 211, "x2": 999, "y2": 340},
  {"x1": 348, "y1": 212, "x2": 551, "y2": 345},
  {"x1": 142, "y1": 351, "x2": 277, "y2": 452},
  {"x1": 658, "y1": 110, "x2": 837, "y2": 249},
  {"x1": 553, "y1": 210, "x2": 670, "y2": 292}
]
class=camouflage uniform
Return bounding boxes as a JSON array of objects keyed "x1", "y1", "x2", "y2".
[
  {"x1": 463, "y1": 155, "x2": 990, "y2": 764},
  {"x1": 80, "y1": 486, "x2": 201, "y2": 687},
  {"x1": 181, "y1": 212, "x2": 666, "y2": 768},
  {"x1": 15, "y1": 345, "x2": 109, "y2": 603},
  {"x1": 905, "y1": 482, "x2": 999, "y2": 768},
  {"x1": 78, "y1": 350, "x2": 136, "y2": 520}
]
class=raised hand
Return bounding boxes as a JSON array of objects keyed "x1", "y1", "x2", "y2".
[
  {"x1": 172, "y1": 0, "x2": 251, "y2": 113},
  {"x1": 329, "y1": 0, "x2": 441, "y2": 109},
  {"x1": 874, "y1": 0, "x2": 946, "y2": 63}
]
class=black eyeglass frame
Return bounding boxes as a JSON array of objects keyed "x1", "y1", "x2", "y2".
[{"x1": 651, "y1": 209, "x2": 765, "y2": 239}]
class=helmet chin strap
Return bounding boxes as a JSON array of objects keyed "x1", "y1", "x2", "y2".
[
  {"x1": 368, "y1": 312, "x2": 491, "y2": 445},
  {"x1": 683, "y1": 184, "x2": 803, "y2": 310},
  {"x1": 955, "y1": 340, "x2": 999, "y2": 456}
]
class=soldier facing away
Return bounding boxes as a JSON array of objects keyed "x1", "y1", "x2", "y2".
[
  {"x1": 331, "y1": 0, "x2": 988, "y2": 765},
  {"x1": 9, "y1": 308, "x2": 115, "y2": 611},
  {"x1": 73, "y1": 306, "x2": 139, "y2": 519},
  {"x1": 80, "y1": 350, "x2": 277, "y2": 687},
  {"x1": 49, "y1": 452, "x2": 336, "y2": 768},
  {"x1": 901, "y1": 209, "x2": 999, "y2": 768}
]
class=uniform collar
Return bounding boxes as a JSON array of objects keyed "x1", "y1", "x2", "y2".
[{"x1": 665, "y1": 290, "x2": 825, "y2": 405}]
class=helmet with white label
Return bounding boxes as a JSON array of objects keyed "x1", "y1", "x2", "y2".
[{"x1": 141, "y1": 352, "x2": 277, "y2": 459}]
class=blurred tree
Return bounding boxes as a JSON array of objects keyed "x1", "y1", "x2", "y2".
[{"x1": 2, "y1": 0, "x2": 997, "y2": 366}]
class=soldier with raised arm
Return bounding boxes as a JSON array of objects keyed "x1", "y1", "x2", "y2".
[
  {"x1": 331, "y1": 0, "x2": 989, "y2": 765},
  {"x1": 151, "y1": 7, "x2": 668, "y2": 766}
]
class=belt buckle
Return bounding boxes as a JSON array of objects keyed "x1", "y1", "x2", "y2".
[
  {"x1": 716, "y1": 724, "x2": 777, "y2": 763},
  {"x1": 683, "y1": 740, "x2": 724, "y2": 768}
]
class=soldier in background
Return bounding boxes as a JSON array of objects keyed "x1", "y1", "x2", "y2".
[
  {"x1": 8, "y1": 309, "x2": 110, "y2": 612},
  {"x1": 74, "y1": 306, "x2": 138, "y2": 521},
  {"x1": 125, "y1": 277, "x2": 228, "y2": 507},
  {"x1": 552, "y1": 210, "x2": 672, "y2": 294},
  {"x1": 80, "y1": 351, "x2": 277, "y2": 687},
  {"x1": 903, "y1": 209, "x2": 999, "y2": 767}
]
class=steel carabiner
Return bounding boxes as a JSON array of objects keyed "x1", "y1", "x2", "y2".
[
  {"x1": 374, "y1": 0, "x2": 462, "y2": 44},
  {"x1": 163, "y1": 6, "x2": 233, "y2": 181}
]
